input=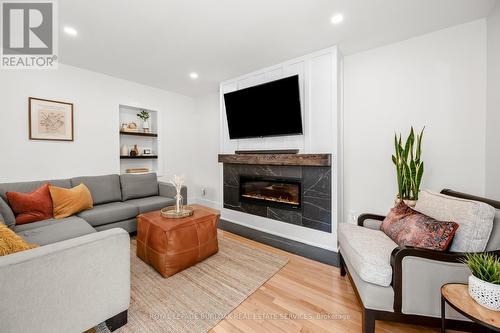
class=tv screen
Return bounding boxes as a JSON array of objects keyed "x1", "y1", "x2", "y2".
[{"x1": 223, "y1": 75, "x2": 303, "y2": 139}]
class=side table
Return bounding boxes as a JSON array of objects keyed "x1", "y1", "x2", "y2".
[{"x1": 441, "y1": 283, "x2": 500, "y2": 332}]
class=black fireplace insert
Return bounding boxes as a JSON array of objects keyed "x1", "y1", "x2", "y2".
[{"x1": 239, "y1": 175, "x2": 302, "y2": 210}]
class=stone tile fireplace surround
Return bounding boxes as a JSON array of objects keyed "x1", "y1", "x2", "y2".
[{"x1": 219, "y1": 154, "x2": 332, "y2": 233}]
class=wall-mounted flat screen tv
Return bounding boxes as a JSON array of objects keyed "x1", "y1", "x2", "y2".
[{"x1": 223, "y1": 75, "x2": 303, "y2": 139}]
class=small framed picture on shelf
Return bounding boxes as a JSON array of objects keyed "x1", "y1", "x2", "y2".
[
  {"x1": 29, "y1": 97, "x2": 74, "y2": 141},
  {"x1": 143, "y1": 148, "x2": 152, "y2": 155}
]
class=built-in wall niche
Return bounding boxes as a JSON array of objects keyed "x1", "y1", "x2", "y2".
[{"x1": 119, "y1": 104, "x2": 161, "y2": 175}]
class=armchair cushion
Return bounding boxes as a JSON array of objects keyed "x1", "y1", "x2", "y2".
[
  {"x1": 338, "y1": 223, "x2": 398, "y2": 286},
  {"x1": 415, "y1": 190, "x2": 495, "y2": 252}
]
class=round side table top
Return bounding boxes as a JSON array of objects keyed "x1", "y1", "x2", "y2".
[{"x1": 441, "y1": 283, "x2": 500, "y2": 330}]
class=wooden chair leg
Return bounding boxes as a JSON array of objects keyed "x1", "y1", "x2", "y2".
[
  {"x1": 105, "y1": 310, "x2": 128, "y2": 332},
  {"x1": 362, "y1": 309, "x2": 376, "y2": 333},
  {"x1": 339, "y1": 252, "x2": 346, "y2": 276}
]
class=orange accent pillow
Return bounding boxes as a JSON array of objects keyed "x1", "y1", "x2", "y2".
[
  {"x1": 49, "y1": 183, "x2": 93, "y2": 219},
  {"x1": 0, "y1": 223, "x2": 38, "y2": 256},
  {"x1": 6, "y1": 183, "x2": 53, "y2": 225}
]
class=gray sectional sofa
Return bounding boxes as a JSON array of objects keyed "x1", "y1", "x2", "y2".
[
  {"x1": 0, "y1": 173, "x2": 187, "y2": 245},
  {"x1": 0, "y1": 173, "x2": 187, "y2": 333}
]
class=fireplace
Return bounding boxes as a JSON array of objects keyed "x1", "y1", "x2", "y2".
[{"x1": 239, "y1": 176, "x2": 301, "y2": 210}]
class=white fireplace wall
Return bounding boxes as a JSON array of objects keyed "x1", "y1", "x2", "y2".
[{"x1": 219, "y1": 46, "x2": 342, "y2": 251}]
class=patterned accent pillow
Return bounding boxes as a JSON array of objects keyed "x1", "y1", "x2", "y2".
[{"x1": 380, "y1": 202, "x2": 459, "y2": 251}]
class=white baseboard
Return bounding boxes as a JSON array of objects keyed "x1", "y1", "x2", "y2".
[{"x1": 189, "y1": 197, "x2": 222, "y2": 210}]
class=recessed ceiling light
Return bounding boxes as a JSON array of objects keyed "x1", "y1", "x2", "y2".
[
  {"x1": 189, "y1": 72, "x2": 199, "y2": 80},
  {"x1": 63, "y1": 26, "x2": 78, "y2": 36},
  {"x1": 330, "y1": 13, "x2": 344, "y2": 25}
]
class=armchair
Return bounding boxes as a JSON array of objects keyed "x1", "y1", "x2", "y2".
[{"x1": 338, "y1": 189, "x2": 500, "y2": 333}]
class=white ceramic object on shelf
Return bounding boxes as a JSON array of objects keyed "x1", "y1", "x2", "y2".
[
  {"x1": 121, "y1": 144, "x2": 128, "y2": 156},
  {"x1": 142, "y1": 120, "x2": 150, "y2": 133},
  {"x1": 468, "y1": 275, "x2": 500, "y2": 311}
]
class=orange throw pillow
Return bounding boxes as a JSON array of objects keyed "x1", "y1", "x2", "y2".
[
  {"x1": 0, "y1": 224, "x2": 38, "y2": 256},
  {"x1": 6, "y1": 183, "x2": 53, "y2": 225},
  {"x1": 49, "y1": 183, "x2": 93, "y2": 219}
]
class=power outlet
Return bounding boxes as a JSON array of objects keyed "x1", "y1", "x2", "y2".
[
  {"x1": 201, "y1": 188, "x2": 206, "y2": 197},
  {"x1": 348, "y1": 211, "x2": 357, "y2": 224}
]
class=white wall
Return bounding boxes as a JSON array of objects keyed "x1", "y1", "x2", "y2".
[
  {"x1": 344, "y1": 20, "x2": 487, "y2": 218},
  {"x1": 0, "y1": 64, "x2": 201, "y2": 198},
  {"x1": 192, "y1": 93, "x2": 221, "y2": 207},
  {"x1": 486, "y1": 1, "x2": 500, "y2": 200}
]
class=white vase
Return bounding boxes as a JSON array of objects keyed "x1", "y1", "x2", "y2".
[
  {"x1": 468, "y1": 275, "x2": 500, "y2": 311},
  {"x1": 121, "y1": 145, "x2": 128, "y2": 156},
  {"x1": 394, "y1": 195, "x2": 417, "y2": 208},
  {"x1": 142, "y1": 121, "x2": 150, "y2": 133}
]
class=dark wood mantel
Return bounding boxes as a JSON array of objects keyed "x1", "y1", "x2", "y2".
[{"x1": 218, "y1": 153, "x2": 331, "y2": 166}]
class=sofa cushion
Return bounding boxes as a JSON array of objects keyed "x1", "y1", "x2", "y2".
[
  {"x1": 0, "y1": 179, "x2": 70, "y2": 228},
  {"x1": 77, "y1": 202, "x2": 138, "y2": 227},
  {"x1": 381, "y1": 202, "x2": 459, "y2": 251},
  {"x1": 338, "y1": 223, "x2": 398, "y2": 287},
  {"x1": 15, "y1": 216, "x2": 96, "y2": 246},
  {"x1": 0, "y1": 197, "x2": 17, "y2": 228},
  {"x1": 125, "y1": 196, "x2": 175, "y2": 214},
  {"x1": 7, "y1": 184, "x2": 54, "y2": 225},
  {"x1": 70, "y1": 174, "x2": 122, "y2": 205},
  {"x1": 415, "y1": 190, "x2": 495, "y2": 252},
  {"x1": 120, "y1": 173, "x2": 158, "y2": 201},
  {"x1": 13, "y1": 217, "x2": 67, "y2": 232}
]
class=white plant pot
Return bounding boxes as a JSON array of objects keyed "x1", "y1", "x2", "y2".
[
  {"x1": 468, "y1": 275, "x2": 500, "y2": 311},
  {"x1": 394, "y1": 195, "x2": 417, "y2": 208}
]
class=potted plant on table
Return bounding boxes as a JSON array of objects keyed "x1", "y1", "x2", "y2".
[
  {"x1": 392, "y1": 127, "x2": 424, "y2": 207},
  {"x1": 137, "y1": 110, "x2": 151, "y2": 133},
  {"x1": 462, "y1": 253, "x2": 500, "y2": 311}
]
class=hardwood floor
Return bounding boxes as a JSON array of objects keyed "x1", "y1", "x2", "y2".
[{"x1": 210, "y1": 230, "x2": 452, "y2": 333}]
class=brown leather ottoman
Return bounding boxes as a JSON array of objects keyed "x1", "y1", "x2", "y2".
[{"x1": 136, "y1": 204, "x2": 220, "y2": 277}]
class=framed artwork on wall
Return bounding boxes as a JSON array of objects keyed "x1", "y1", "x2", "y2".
[{"x1": 29, "y1": 97, "x2": 74, "y2": 141}]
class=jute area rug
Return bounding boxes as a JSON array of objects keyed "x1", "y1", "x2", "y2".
[{"x1": 94, "y1": 232, "x2": 288, "y2": 333}]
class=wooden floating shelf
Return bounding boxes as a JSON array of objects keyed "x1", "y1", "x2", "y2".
[
  {"x1": 120, "y1": 155, "x2": 158, "y2": 159},
  {"x1": 119, "y1": 131, "x2": 158, "y2": 137},
  {"x1": 218, "y1": 153, "x2": 331, "y2": 166}
]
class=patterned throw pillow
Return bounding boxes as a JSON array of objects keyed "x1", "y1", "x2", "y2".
[{"x1": 380, "y1": 202, "x2": 459, "y2": 251}]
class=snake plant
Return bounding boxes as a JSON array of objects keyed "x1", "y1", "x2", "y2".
[{"x1": 392, "y1": 127, "x2": 424, "y2": 201}]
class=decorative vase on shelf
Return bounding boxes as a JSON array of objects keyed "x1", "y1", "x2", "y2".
[
  {"x1": 130, "y1": 145, "x2": 139, "y2": 157},
  {"x1": 142, "y1": 121, "x2": 150, "y2": 133},
  {"x1": 121, "y1": 144, "x2": 129, "y2": 156},
  {"x1": 468, "y1": 275, "x2": 500, "y2": 311}
]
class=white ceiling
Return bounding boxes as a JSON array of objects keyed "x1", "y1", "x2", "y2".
[{"x1": 59, "y1": 0, "x2": 497, "y2": 97}]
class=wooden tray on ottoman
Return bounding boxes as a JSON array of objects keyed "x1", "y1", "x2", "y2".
[{"x1": 136, "y1": 204, "x2": 220, "y2": 277}]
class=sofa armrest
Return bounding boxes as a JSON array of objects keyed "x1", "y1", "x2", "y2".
[
  {"x1": 357, "y1": 213, "x2": 386, "y2": 228},
  {"x1": 0, "y1": 228, "x2": 130, "y2": 333},
  {"x1": 159, "y1": 181, "x2": 187, "y2": 204},
  {"x1": 390, "y1": 246, "x2": 500, "y2": 315}
]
